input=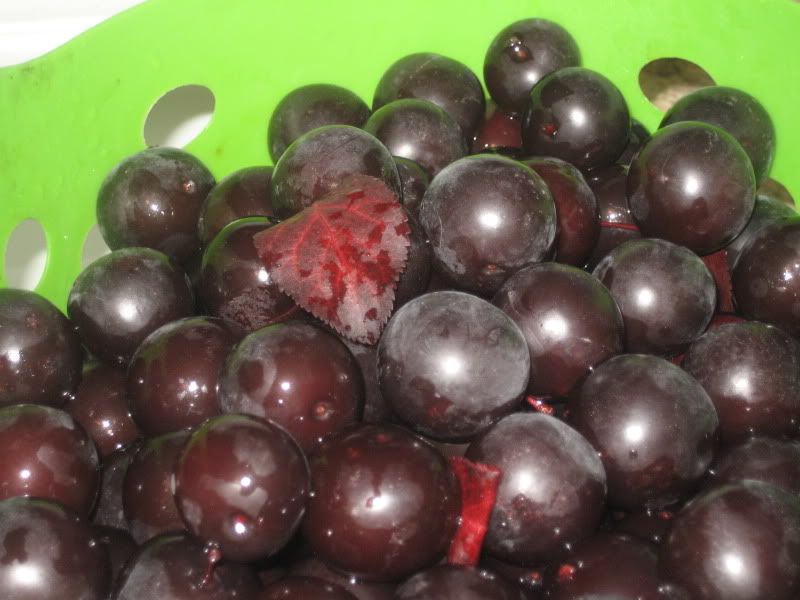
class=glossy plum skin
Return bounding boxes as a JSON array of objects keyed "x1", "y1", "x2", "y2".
[
  {"x1": 270, "y1": 125, "x2": 402, "y2": 218},
  {"x1": 733, "y1": 215, "x2": 800, "y2": 336},
  {"x1": 484, "y1": 18, "x2": 581, "y2": 114},
  {"x1": 373, "y1": 52, "x2": 485, "y2": 139},
  {"x1": 548, "y1": 533, "x2": 662, "y2": 600},
  {"x1": 113, "y1": 533, "x2": 262, "y2": 600},
  {"x1": 471, "y1": 101, "x2": 524, "y2": 157},
  {"x1": 93, "y1": 441, "x2": 142, "y2": 531},
  {"x1": 521, "y1": 67, "x2": 630, "y2": 170},
  {"x1": 268, "y1": 83, "x2": 371, "y2": 162},
  {"x1": 660, "y1": 86, "x2": 776, "y2": 184},
  {"x1": 493, "y1": 263, "x2": 624, "y2": 398},
  {"x1": 610, "y1": 507, "x2": 676, "y2": 546},
  {"x1": 660, "y1": 481, "x2": 800, "y2": 600},
  {"x1": 584, "y1": 165, "x2": 641, "y2": 270},
  {"x1": 616, "y1": 119, "x2": 650, "y2": 166},
  {"x1": 0, "y1": 497, "x2": 110, "y2": 600},
  {"x1": 174, "y1": 414, "x2": 310, "y2": 562},
  {"x1": 122, "y1": 431, "x2": 188, "y2": 543},
  {"x1": 197, "y1": 166, "x2": 274, "y2": 246},
  {"x1": 199, "y1": 217, "x2": 301, "y2": 333},
  {"x1": 627, "y1": 121, "x2": 756, "y2": 255},
  {"x1": 127, "y1": 317, "x2": 239, "y2": 436},
  {"x1": 302, "y1": 424, "x2": 461, "y2": 582},
  {"x1": 593, "y1": 238, "x2": 715, "y2": 355},
  {"x1": 395, "y1": 565, "x2": 525, "y2": 600},
  {"x1": 568, "y1": 354, "x2": 719, "y2": 510},
  {"x1": 363, "y1": 99, "x2": 467, "y2": 177},
  {"x1": 97, "y1": 147, "x2": 215, "y2": 263},
  {"x1": 419, "y1": 155, "x2": 557, "y2": 295},
  {"x1": 466, "y1": 413, "x2": 607, "y2": 566},
  {"x1": 394, "y1": 158, "x2": 429, "y2": 220},
  {"x1": 289, "y1": 558, "x2": 397, "y2": 600},
  {"x1": 0, "y1": 403, "x2": 99, "y2": 516},
  {"x1": 725, "y1": 193, "x2": 796, "y2": 270},
  {"x1": 68, "y1": 248, "x2": 194, "y2": 366},
  {"x1": 0, "y1": 289, "x2": 83, "y2": 408},
  {"x1": 377, "y1": 291, "x2": 530, "y2": 442},
  {"x1": 683, "y1": 322, "x2": 800, "y2": 442},
  {"x1": 66, "y1": 363, "x2": 139, "y2": 458},
  {"x1": 709, "y1": 437, "x2": 800, "y2": 496},
  {"x1": 522, "y1": 157, "x2": 598, "y2": 266},
  {"x1": 261, "y1": 576, "x2": 358, "y2": 600},
  {"x1": 218, "y1": 321, "x2": 364, "y2": 453}
]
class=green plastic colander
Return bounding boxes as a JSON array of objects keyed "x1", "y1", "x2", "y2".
[{"x1": 1, "y1": 0, "x2": 798, "y2": 309}]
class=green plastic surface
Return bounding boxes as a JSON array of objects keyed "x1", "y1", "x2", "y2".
[{"x1": 1, "y1": 0, "x2": 799, "y2": 309}]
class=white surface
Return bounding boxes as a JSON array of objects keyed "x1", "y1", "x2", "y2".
[{"x1": 0, "y1": 0, "x2": 147, "y2": 67}]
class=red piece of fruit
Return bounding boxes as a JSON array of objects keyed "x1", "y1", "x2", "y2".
[
  {"x1": 447, "y1": 456, "x2": 503, "y2": 567},
  {"x1": 254, "y1": 174, "x2": 410, "y2": 344}
]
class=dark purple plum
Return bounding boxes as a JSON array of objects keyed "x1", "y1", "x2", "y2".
[
  {"x1": 113, "y1": 532, "x2": 261, "y2": 600},
  {"x1": 683, "y1": 321, "x2": 800, "y2": 442},
  {"x1": 68, "y1": 248, "x2": 194, "y2": 366},
  {"x1": 337, "y1": 337, "x2": 393, "y2": 424},
  {"x1": 419, "y1": 155, "x2": 556, "y2": 295},
  {"x1": 197, "y1": 166, "x2": 274, "y2": 246},
  {"x1": 0, "y1": 289, "x2": 82, "y2": 408},
  {"x1": 709, "y1": 437, "x2": 800, "y2": 496},
  {"x1": 593, "y1": 238, "x2": 715, "y2": 355},
  {"x1": 268, "y1": 84, "x2": 371, "y2": 162},
  {"x1": 199, "y1": 217, "x2": 302, "y2": 332},
  {"x1": 483, "y1": 18, "x2": 581, "y2": 114},
  {"x1": 522, "y1": 67, "x2": 630, "y2": 170},
  {"x1": 471, "y1": 101, "x2": 524, "y2": 157},
  {"x1": 377, "y1": 291, "x2": 529, "y2": 442},
  {"x1": 584, "y1": 164, "x2": 641, "y2": 270},
  {"x1": 394, "y1": 157, "x2": 429, "y2": 220},
  {"x1": 733, "y1": 215, "x2": 800, "y2": 336},
  {"x1": 547, "y1": 533, "x2": 662, "y2": 600},
  {"x1": 261, "y1": 576, "x2": 358, "y2": 599},
  {"x1": 0, "y1": 497, "x2": 110, "y2": 600},
  {"x1": 128, "y1": 317, "x2": 239, "y2": 436},
  {"x1": 660, "y1": 481, "x2": 800, "y2": 600},
  {"x1": 270, "y1": 125, "x2": 401, "y2": 218},
  {"x1": 302, "y1": 424, "x2": 461, "y2": 581},
  {"x1": 97, "y1": 147, "x2": 215, "y2": 263},
  {"x1": 218, "y1": 321, "x2": 364, "y2": 453},
  {"x1": 66, "y1": 363, "x2": 139, "y2": 458},
  {"x1": 660, "y1": 86, "x2": 775, "y2": 184},
  {"x1": 364, "y1": 99, "x2": 467, "y2": 177},
  {"x1": 0, "y1": 403, "x2": 99, "y2": 516},
  {"x1": 395, "y1": 565, "x2": 525, "y2": 599},
  {"x1": 373, "y1": 53, "x2": 485, "y2": 139},
  {"x1": 122, "y1": 430, "x2": 188, "y2": 543},
  {"x1": 289, "y1": 558, "x2": 396, "y2": 600},
  {"x1": 493, "y1": 263, "x2": 624, "y2": 398},
  {"x1": 174, "y1": 414, "x2": 309, "y2": 562},
  {"x1": 568, "y1": 354, "x2": 719, "y2": 509},
  {"x1": 725, "y1": 192, "x2": 796, "y2": 270},
  {"x1": 522, "y1": 157, "x2": 598, "y2": 266},
  {"x1": 466, "y1": 413, "x2": 607, "y2": 566},
  {"x1": 627, "y1": 121, "x2": 756, "y2": 255},
  {"x1": 610, "y1": 507, "x2": 676, "y2": 546}
]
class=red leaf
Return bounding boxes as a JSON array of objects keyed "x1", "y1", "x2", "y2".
[
  {"x1": 447, "y1": 456, "x2": 503, "y2": 567},
  {"x1": 254, "y1": 175, "x2": 410, "y2": 344}
]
